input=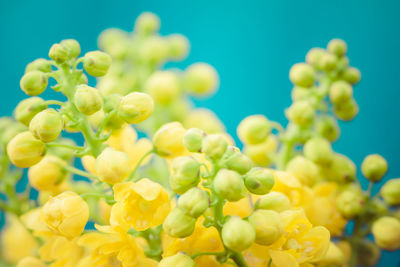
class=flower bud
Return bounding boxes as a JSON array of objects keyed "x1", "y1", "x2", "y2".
[
  {"x1": 333, "y1": 98, "x2": 359, "y2": 121},
  {"x1": 49, "y1": 43, "x2": 68, "y2": 63},
  {"x1": 249, "y1": 210, "x2": 283, "y2": 246},
  {"x1": 321, "y1": 153, "x2": 356, "y2": 183},
  {"x1": 286, "y1": 100, "x2": 315, "y2": 126},
  {"x1": 7, "y1": 131, "x2": 46, "y2": 167},
  {"x1": 163, "y1": 207, "x2": 196, "y2": 238},
  {"x1": 244, "y1": 135, "x2": 278, "y2": 166},
  {"x1": 28, "y1": 155, "x2": 66, "y2": 191},
  {"x1": 167, "y1": 34, "x2": 190, "y2": 61},
  {"x1": 183, "y1": 128, "x2": 204, "y2": 153},
  {"x1": 159, "y1": 253, "x2": 195, "y2": 267},
  {"x1": 289, "y1": 63, "x2": 315, "y2": 87},
  {"x1": 254, "y1": 192, "x2": 291, "y2": 212},
  {"x1": 372, "y1": 216, "x2": 400, "y2": 251},
  {"x1": 14, "y1": 97, "x2": 47, "y2": 126},
  {"x1": 118, "y1": 92, "x2": 154, "y2": 124},
  {"x1": 153, "y1": 122, "x2": 187, "y2": 157},
  {"x1": 178, "y1": 187, "x2": 209, "y2": 218},
  {"x1": 317, "y1": 242, "x2": 345, "y2": 267},
  {"x1": 222, "y1": 216, "x2": 255, "y2": 251},
  {"x1": 336, "y1": 189, "x2": 364, "y2": 218},
  {"x1": 244, "y1": 167, "x2": 274, "y2": 195},
  {"x1": 170, "y1": 156, "x2": 200, "y2": 194},
  {"x1": 381, "y1": 179, "x2": 400, "y2": 205},
  {"x1": 20, "y1": 70, "x2": 48, "y2": 96},
  {"x1": 214, "y1": 169, "x2": 246, "y2": 202},
  {"x1": 357, "y1": 241, "x2": 381, "y2": 267},
  {"x1": 305, "y1": 48, "x2": 325, "y2": 69},
  {"x1": 183, "y1": 108, "x2": 225, "y2": 134},
  {"x1": 291, "y1": 86, "x2": 311, "y2": 102},
  {"x1": 25, "y1": 58, "x2": 52, "y2": 73},
  {"x1": 341, "y1": 67, "x2": 361, "y2": 84},
  {"x1": 95, "y1": 148, "x2": 131, "y2": 184},
  {"x1": 145, "y1": 71, "x2": 180, "y2": 105},
  {"x1": 223, "y1": 147, "x2": 252, "y2": 174},
  {"x1": 184, "y1": 63, "x2": 219, "y2": 96},
  {"x1": 361, "y1": 154, "x2": 388, "y2": 182},
  {"x1": 316, "y1": 116, "x2": 340, "y2": 142},
  {"x1": 60, "y1": 39, "x2": 81, "y2": 59},
  {"x1": 83, "y1": 51, "x2": 112, "y2": 77},
  {"x1": 304, "y1": 137, "x2": 333, "y2": 165},
  {"x1": 29, "y1": 109, "x2": 63, "y2": 142},
  {"x1": 329, "y1": 80, "x2": 353, "y2": 104},
  {"x1": 237, "y1": 115, "x2": 270, "y2": 145},
  {"x1": 321, "y1": 53, "x2": 338, "y2": 71},
  {"x1": 42, "y1": 191, "x2": 89, "y2": 238},
  {"x1": 17, "y1": 257, "x2": 47, "y2": 267},
  {"x1": 139, "y1": 36, "x2": 168, "y2": 64},
  {"x1": 202, "y1": 134, "x2": 228, "y2": 160},
  {"x1": 74, "y1": 85, "x2": 103, "y2": 115},
  {"x1": 286, "y1": 156, "x2": 319, "y2": 186},
  {"x1": 134, "y1": 12, "x2": 160, "y2": 35},
  {"x1": 327, "y1": 39, "x2": 347, "y2": 57}
]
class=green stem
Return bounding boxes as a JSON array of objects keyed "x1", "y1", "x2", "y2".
[
  {"x1": 230, "y1": 252, "x2": 248, "y2": 267},
  {"x1": 127, "y1": 149, "x2": 154, "y2": 181},
  {"x1": 63, "y1": 165, "x2": 98, "y2": 180},
  {"x1": 191, "y1": 251, "x2": 225, "y2": 259},
  {"x1": 46, "y1": 142, "x2": 85, "y2": 151},
  {"x1": 45, "y1": 100, "x2": 65, "y2": 106}
]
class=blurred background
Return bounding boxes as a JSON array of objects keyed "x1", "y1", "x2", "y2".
[{"x1": 0, "y1": 0, "x2": 399, "y2": 265}]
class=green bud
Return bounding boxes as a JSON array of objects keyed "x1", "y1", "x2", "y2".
[
  {"x1": 29, "y1": 109, "x2": 63, "y2": 142},
  {"x1": 7, "y1": 131, "x2": 46, "y2": 168},
  {"x1": 178, "y1": 187, "x2": 209, "y2": 218},
  {"x1": 333, "y1": 98, "x2": 359, "y2": 121},
  {"x1": 244, "y1": 167, "x2": 274, "y2": 195},
  {"x1": 159, "y1": 253, "x2": 195, "y2": 267},
  {"x1": 372, "y1": 216, "x2": 400, "y2": 251},
  {"x1": 103, "y1": 94, "x2": 122, "y2": 113},
  {"x1": 170, "y1": 156, "x2": 200, "y2": 194},
  {"x1": 0, "y1": 119, "x2": 26, "y2": 145},
  {"x1": 341, "y1": 67, "x2": 361, "y2": 84},
  {"x1": 20, "y1": 70, "x2": 48, "y2": 96},
  {"x1": 14, "y1": 97, "x2": 47, "y2": 126},
  {"x1": 74, "y1": 85, "x2": 103, "y2": 115},
  {"x1": 214, "y1": 169, "x2": 246, "y2": 202},
  {"x1": 304, "y1": 137, "x2": 333, "y2": 165},
  {"x1": 361, "y1": 154, "x2": 388, "y2": 182},
  {"x1": 291, "y1": 86, "x2": 311, "y2": 102},
  {"x1": 336, "y1": 189, "x2": 364, "y2": 218},
  {"x1": 305, "y1": 48, "x2": 325, "y2": 69},
  {"x1": 139, "y1": 36, "x2": 168, "y2": 65},
  {"x1": 48, "y1": 43, "x2": 68, "y2": 63},
  {"x1": 183, "y1": 128, "x2": 205, "y2": 153},
  {"x1": 60, "y1": 39, "x2": 81, "y2": 59},
  {"x1": 98, "y1": 28, "x2": 128, "y2": 59},
  {"x1": 167, "y1": 34, "x2": 190, "y2": 61},
  {"x1": 223, "y1": 146, "x2": 252, "y2": 174},
  {"x1": 289, "y1": 63, "x2": 315, "y2": 87},
  {"x1": 184, "y1": 63, "x2": 219, "y2": 96},
  {"x1": 249, "y1": 210, "x2": 283, "y2": 246},
  {"x1": 254, "y1": 192, "x2": 291, "y2": 212},
  {"x1": 202, "y1": 134, "x2": 228, "y2": 160},
  {"x1": 381, "y1": 179, "x2": 400, "y2": 205},
  {"x1": 83, "y1": 51, "x2": 112, "y2": 77},
  {"x1": 321, "y1": 53, "x2": 338, "y2": 72},
  {"x1": 286, "y1": 156, "x2": 319, "y2": 186},
  {"x1": 237, "y1": 115, "x2": 271, "y2": 145},
  {"x1": 316, "y1": 116, "x2": 340, "y2": 142},
  {"x1": 337, "y1": 56, "x2": 349, "y2": 71},
  {"x1": 145, "y1": 71, "x2": 180, "y2": 105},
  {"x1": 25, "y1": 58, "x2": 52, "y2": 73},
  {"x1": 118, "y1": 92, "x2": 154, "y2": 124},
  {"x1": 221, "y1": 216, "x2": 255, "y2": 252},
  {"x1": 327, "y1": 39, "x2": 347, "y2": 57},
  {"x1": 163, "y1": 207, "x2": 196, "y2": 238},
  {"x1": 329, "y1": 81, "x2": 353, "y2": 104},
  {"x1": 321, "y1": 153, "x2": 356, "y2": 183},
  {"x1": 134, "y1": 12, "x2": 160, "y2": 35},
  {"x1": 357, "y1": 241, "x2": 381, "y2": 267},
  {"x1": 286, "y1": 100, "x2": 314, "y2": 126}
]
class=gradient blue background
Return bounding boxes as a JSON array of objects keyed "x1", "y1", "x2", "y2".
[{"x1": 1, "y1": 0, "x2": 400, "y2": 265}]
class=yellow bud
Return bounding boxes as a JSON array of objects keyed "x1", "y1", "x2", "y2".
[
  {"x1": 29, "y1": 108, "x2": 63, "y2": 142},
  {"x1": 42, "y1": 191, "x2": 89, "y2": 238},
  {"x1": 159, "y1": 253, "x2": 195, "y2": 267},
  {"x1": 222, "y1": 216, "x2": 255, "y2": 252},
  {"x1": 286, "y1": 155, "x2": 319, "y2": 186},
  {"x1": 291, "y1": 86, "x2": 311, "y2": 102},
  {"x1": 306, "y1": 48, "x2": 325, "y2": 69},
  {"x1": 139, "y1": 36, "x2": 168, "y2": 64},
  {"x1": 96, "y1": 148, "x2": 131, "y2": 184},
  {"x1": 20, "y1": 70, "x2": 48, "y2": 96},
  {"x1": 81, "y1": 155, "x2": 96, "y2": 174},
  {"x1": 178, "y1": 187, "x2": 209, "y2": 218},
  {"x1": 17, "y1": 257, "x2": 47, "y2": 267},
  {"x1": 25, "y1": 58, "x2": 52, "y2": 73},
  {"x1": 202, "y1": 134, "x2": 228, "y2": 160},
  {"x1": 49, "y1": 43, "x2": 68, "y2": 63},
  {"x1": 83, "y1": 51, "x2": 112, "y2": 77},
  {"x1": 7, "y1": 131, "x2": 46, "y2": 168},
  {"x1": 28, "y1": 155, "x2": 66, "y2": 191},
  {"x1": 153, "y1": 121, "x2": 187, "y2": 157},
  {"x1": 341, "y1": 67, "x2": 361, "y2": 84},
  {"x1": 145, "y1": 71, "x2": 180, "y2": 105},
  {"x1": 329, "y1": 80, "x2": 353, "y2": 104},
  {"x1": 14, "y1": 97, "x2": 47, "y2": 126},
  {"x1": 316, "y1": 116, "x2": 340, "y2": 142},
  {"x1": 381, "y1": 178, "x2": 400, "y2": 205},
  {"x1": 74, "y1": 85, "x2": 103, "y2": 115},
  {"x1": 163, "y1": 207, "x2": 196, "y2": 238},
  {"x1": 336, "y1": 189, "x2": 364, "y2": 218},
  {"x1": 320, "y1": 153, "x2": 356, "y2": 183},
  {"x1": 134, "y1": 12, "x2": 160, "y2": 35},
  {"x1": 166, "y1": 34, "x2": 190, "y2": 61},
  {"x1": 214, "y1": 169, "x2": 246, "y2": 202},
  {"x1": 304, "y1": 137, "x2": 333, "y2": 165},
  {"x1": 289, "y1": 63, "x2": 315, "y2": 87},
  {"x1": 244, "y1": 134, "x2": 278, "y2": 166},
  {"x1": 372, "y1": 216, "x2": 400, "y2": 251},
  {"x1": 286, "y1": 100, "x2": 315, "y2": 126},
  {"x1": 254, "y1": 192, "x2": 291, "y2": 212},
  {"x1": 170, "y1": 156, "x2": 200, "y2": 194},
  {"x1": 316, "y1": 242, "x2": 345, "y2": 267},
  {"x1": 60, "y1": 39, "x2": 81, "y2": 59},
  {"x1": 321, "y1": 53, "x2": 338, "y2": 72},
  {"x1": 98, "y1": 28, "x2": 128, "y2": 59},
  {"x1": 183, "y1": 128, "x2": 205, "y2": 153},
  {"x1": 223, "y1": 146, "x2": 252, "y2": 174},
  {"x1": 244, "y1": 167, "x2": 274, "y2": 195},
  {"x1": 184, "y1": 62, "x2": 219, "y2": 96},
  {"x1": 361, "y1": 154, "x2": 388, "y2": 182},
  {"x1": 327, "y1": 39, "x2": 347, "y2": 57},
  {"x1": 237, "y1": 115, "x2": 271, "y2": 145},
  {"x1": 118, "y1": 92, "x2": 154, "y2": 124},
  {"x1": 249, "y1": 210, "x2": 282, "y2": 246},
  {"x1": 334, "y1": 98, "x2": 359, "y2": 121}
]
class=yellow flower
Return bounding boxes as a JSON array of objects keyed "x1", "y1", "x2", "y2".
[
  {"x1": 111, "y1": 178, "x2": 170, "y2": 231},
  {"x1": 153, "y1": 121, "x2": 188, "y2": 158},
  {"x1": 39, "y1": 235, "x2": 84, "y2": 267},
  {"x1": 41, "y1": 191, "x2": 89, "y2": 239},
  {"x1": 17, "y1": 257, "x2": 47, "y2": 267},
  {"x1": 1, "y1": 214, "x2": 39, "y2": 263}
]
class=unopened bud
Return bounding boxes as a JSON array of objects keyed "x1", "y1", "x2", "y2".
[
  {"x1": 329, "y1": 80, "x2": 353, "y2": 104},
  {"x1": 214, "y1": 169, "x2": 246, "y2": 202},
  {"x1": 178, "y1": 187, "x2": 209, "y2": 218},
  {"x1": 170, "y1": 156, "x2": 200, "y2": 194},
  {"x1": 83, "y1": 51, "x2": 112, "y2": 77},
  {"x1": 361, "y1": 154, "x2": 388, "y2": 182},
  {"x1": 254, "y1": 192, "x2": 291, "y2": 212},
  {"x1": 286, "y1": 100, "x2": 315, "y2": 126},
  {"x1": 183, "y1": 128, "x2": 204, "y2": 153},
  {"x1": 381, "y1": 179, "x2": 400, "y2": 205},
  {"x1": 223, "y1": 146, "x2": 252, "y2": 174},
  {"x1": 145, "y1": 71, "x2": 180, "y2": 105},
  {"x1": 202, "y1": 134, "x2": 228, "y2": 160},
  {"x1": 249, "y1": 210, "x2": 283, "y2": 246},
  {"x1": 20, "y1": 70, "x2": 48, "y2": 96},
  {"x1": 341, "y1": 67, "x2": 361, "y2": 84},
  {"x1": 321, "y1": 53, "x2": 338, "y2": 72},
  {"x1": 153, "y1": 122, "x2": 187, "y2": 158},
  {"x1": 74, "y1": 85, "x2": 103, "y2": 115},
  {"x1": 372, "y1": 216, "x2": 400, "y2": 251},
  {"x1": 221, "y1": 216, "x2": 255, "y2": 252},
  {"x1": 336, "y1": 189, "x2": 364, "y2": 218},
  {"x1": 159, "y1": 253, "x2": 195, "y2": 267},
  {"x1": 167, "y1": 34, "x2": 190, "y2": 61},
  {"x1": 14, "y1": 97, "x2": 47, "y2": 126},
  {"x1": 7, "y1": 131, "x2": 46, "y2": 167},
  {"x1": 237, "y1": 115, "x2": 271, "y2": 145},
  {"x1": 49, "y1": 43, "x2": 68, "y2": 63},
  {"x1": 29, "y1": 109, "x2": 63, "y2": 142},
  {"x1": 327, "y1": 39, "x2": 347, "y2": 57},
  {"x1": 95, "y1": 148, "x2": 131, "y2": 184},
  {"x1": 244, "y1": 167, "x2": 274, "y2": 195},
  {"x1": 118, "y1": 92, "x2": 154, "y2": 124},
  {"x1": 286, "y1": 156, "x2": 319, "y2": 186},
  {"x1": 289, "y1": 63, "x2": 315, "y2": 87},
  {"x1": 163, "y1": 207, "x2": 196, "y2": 238},
  {"x1": 60, "y1": 39, "x2": 81, "y2": 59},
  {"x1": 28, "y1": 155, "x2": 66, "y2": 191},
  {"x1": 25, "y1": 58, "x2": 52, "y2": 73},
  {"x1": 184, "y1": 63, "x2": 219, "y2": 97},
  {"x1": 305, "y1": 48, "x2": 325, "y2": 69},
  {"x1": 316, "y1": 116, "x2": 340, "y2": 142},
  {"x1": 304, "y1": 137, "x2": 333, "y2": 165},
  {"x1": 134, "y1": 12, "x2": 160, "y2": 35},
  {"x1": 357, "y1": 241, "x2": 381, "y2": 267}
]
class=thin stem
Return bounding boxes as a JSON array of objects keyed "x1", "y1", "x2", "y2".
[
  {"x1": 230, "y1": 252, "x2": 248, "y2": 267},
  {"x1": 127, "y1": 149, "x2": 155, "y2": 181},
  {"x1": 45, "y1": 100, "x2": 65, "y2": 106},
  {"x1": 46, "y1": 142, "x2": 85, "y2": 151},
  {"x1": 270, "y1": 121, "x2": 285, "y2": 133},
  {"x1": 191, "y1": 251, "x2": 225, "y2": 259},
  {"x1": 96, "y1": 110, "x2": 116, "y2": 138},
  {"x1": 63, "y1": 165, "x2": 98, "y2": 180}
]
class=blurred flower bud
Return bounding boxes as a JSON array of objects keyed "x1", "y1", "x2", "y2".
[
  {"x1": 184, "y1": 63, "x2": 219, "y2": 97},
  {"x1": 361, "y1": 154, "x2": 388, "y2": 182},
  {"x1": 98, "y1": 29, "x2": 128, "y2": 59},
  {"x1": 202, "y1": 134, "x2": 228, "y2": 160},
  {"x1": 178, "y1": 187, "x2": 209, "y2": 218},
  {"x1": 341, "y1": 67, "x2": 361, "y2": 84},
  {"x1": 95, "y1": 148, "x2": 131, "y2": 184},
  {"x1": 17, "y1": 257, "x2": 47, "y2": 267},
  {"x1": 83, "y1": 51, "x2": 112, "y2": 77},
  {"x1": 183, "y1": 108, "x2": 225, "y2": 134},
  {"x1": 333, "y1": 98, "x2": 359, "y2": 121},
  {"x1": 316, "y1": 116, "x2": 340, "y2": 142},
  {"x1": 249, "y1": 210, "x2": 283, "y2": 246},
  {"x1": 316, "y1": 242, "x2": 345, "y2": 267},
  {"x1": 214, "y1": 169, "x2": 246, "y2": 202},
  {"x1": 118, "y1": 92, "x2": 154, "y2": 124},
  {"x1": 289, "y1": 63, "x2": 315, "y2": 87},
  {"x1": 381, "y1": 179, "x2": 400, "y2": 205},
  {"x1": 286, "y1": 156, "x2": 319, "y2": 186},
  {"x1": 304, "y1": 137, "x2": 333, "y2": 165},
  {"x1": 167, "y1": 34, "x2": 190, "y2": 61},
  {"x1": 222, "y1": 216, "x2": 255, "y2": 252},
  {"x1": 25, "y1": 58, "x2": 51, "y2": 73},
  {"x1": 244, "y1": 167, "x2": 274, "y2": 195},
  {"x1": 291, "y1": 86, "x2": 311, "y2": 102},
  {"x1": 183, "y1": 128, "x2": 204, "y2": 153},
  {"x1": 139, "y1": 36, "x2": 168, "y2": 65},
  {"x1": 74, "y1": 85, "x2": 103, "y2": 115},
  {"x1": 28, "y1": 155, "x2": 66, "y2": 191},
  {"x1": 372, "y1": 216, "x2": 400, "y2": 251},
  {"x1": 163, "y1": 207, "x2": 196, "y2": 238},
  {"x1": 49, "y1": 43, "x2": 68, "y2": 63},
  {"x1": 60, "y1": 39, "x2": 81, "y2": 59},
  {"x1": 286, "y1": 100, "x2": 315, "y2": 126},
  {"x1": 305, "y1": 48, "x2": 325, "y2": 69},
  {"x1": 244, "y1": 135, "x2": 278, "y2": 166},
  {"x1": 7, "y1": 131, "x2": 46, "y2": 167},
  {"x1": 145, "y1": 71, "x2": 180, "y2": 105},
  {"x1": 357, "y1": 241, "x2": 381, "y2": 267},
  {"x1": 321, "y1": 53, "x2": 338, "y2": 72},
  {"x1": 237, "y1": 115, "x2": 271, "y2": 145},
  {"x1": 327, "y1": 39, "x2": 347, "y2": 57},
  {"x1": 321, "y1": 153, "x2": 356, "y2": 183},
  {"x1": 254, "y1": 191, "x2": 291, "y2": 212},
  {"x1": 223, "y1": 146, "x2": 252, "y2": 174},
  {"x1": 14, "y1": 97, "x2": 47, "y2": 126},
  {"x1": 329, "y1": 80, "x2": 353, "y2": 104},
  {"x1": 20, "y1": 70, "x2": 48, "y2": 96},
  {"x1": 170, "y1": 156, "x2": 200, "y2": 194},
  {"x1": 134, "y1": 12, "x2": 160, "y2": 35},
  {"x1": 29, "y1": 109, "x2": 63, "y2": 142},
  {"x1": 159, "y1": 253, "x2": 195, "y2": 267},
  {"x1": 336, "y1": 189, "x2": 364, "y2": 218},
  {"x1": 153, "y1": 122, "x2": 187, "y2": 157}
]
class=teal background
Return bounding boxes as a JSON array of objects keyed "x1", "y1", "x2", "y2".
[{"x1": 1, "y1": 0, "x2": 400, "y2": 265}]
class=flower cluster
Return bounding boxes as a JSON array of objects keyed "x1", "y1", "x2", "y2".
[{"x1": 0, "y1": 12, "x2": 399, "y2": 267}]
